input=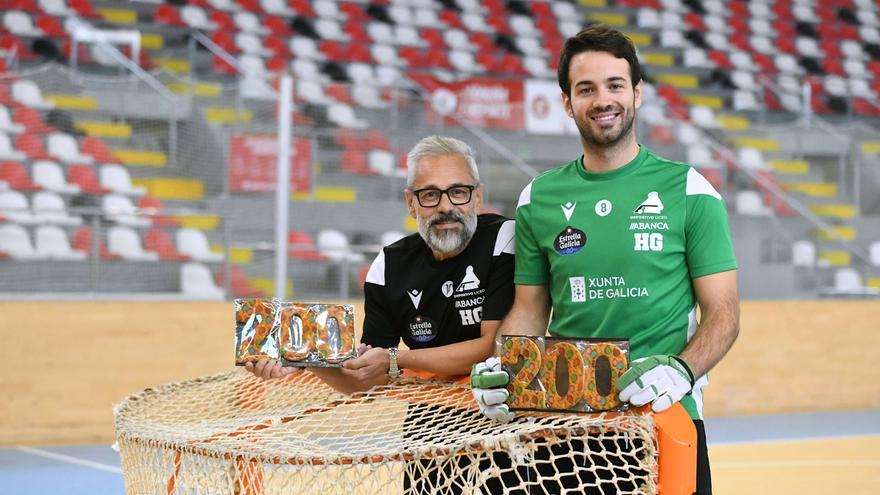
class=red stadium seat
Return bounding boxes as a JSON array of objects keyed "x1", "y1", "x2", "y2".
[
  {"x1": 138, "y1": 197, "x2": 182, "y2": 227},
  {"x1": 14, "y1": 106, "x2": 54, "y2": 134},
  {"x1": 73, "y1": 226, "x2": 121, "y2": 260},
  {"x1": 211, "y1": 31, "x2": 239, "y2": 54},
  {"x1": 8, "y1": 0, "x2": 40, "y2": 13},
  {"x1": 854, "y1": 98, "x2": 880, "y2": 117},
  {"x1": 264, "y1": 15, "x2": 293, "y2": 36},
  {"x1": 144, "y1": 227, "x2": 190, "y2": 261},
  {"x1": 35, "y1": 15, "x2": 67, "y2": 38},
  {"x1": 763, "y1": 90, "x2": 783, "y2": 112},
  {"x1": 338, "y1": 2, "x2": 366, "y2": 21},
  {"x1": 237, "y1": 0, "x2": 263, "y2": 13},
  {"x1": 399, "y1": 46, "x2": 426, "y2": 67},
  {"x1": 68, "y1": 164, "x2": 110, "y2": 194},
  {"x1": 70, "y1": 0, "x2": 101, "y2": 19},
  {"x1": 420, "y1": 29, "x2": 445, "y2": 49},
  {"x1": 81, "y1": 136, "x2": 117, "y2": 164},
  {"x1": 340, "y1": 149, "x2": 377, "y2": 175},
  {"x1": 290, "y1": 0, "x2": 314, "y2": 17},
  {"x1": 364, "y1": 129, "x2": 391, "y2": 151},
  {"x1": 684, "y1": 12, "x2": 705, "y2": 32},
  {"x1": 263, "y1": 35, "x2": 288, "y2": 56},
  {"x1": 153, "y1": 4, "x2": 186, "y2": 27},
  {"x1": 0, "y1": 161, "x2": 41, "y2": 192},
  {"x1": 212, "y1": 55, "x2": 238, "y2": 76},
  {"x1": 209, "y1": 10, "x2": 236, "y2": 32},
  {"x1": 438, "y1": 10, "x2": 465, "y2": 30},
  {"x1": 14, "y1": 133, "x2": 52, "y2": 160},
  {"x1": 325, "y1": 82, "x2": 354, "y2": 105},
  {"x1": 288, "y1": 230, "x2": 328, "y2": 261},
  {"x1": 215, "y1": 265, "x2": 267, "y2": 298},
  {"x1": 425, "y1": 48, "x2": 453, "y2": 70},
  {"x1": 469, "y1": 33, "x2": 495, "y2": 52}
]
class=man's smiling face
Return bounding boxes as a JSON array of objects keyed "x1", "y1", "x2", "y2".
[{"x1": 562, "y1": 50, "x2": 642, "y2": 149}]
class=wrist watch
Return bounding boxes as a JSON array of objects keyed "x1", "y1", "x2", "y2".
[{"x1": 387, "y1": 347, "x2": 401, "y2": 379}]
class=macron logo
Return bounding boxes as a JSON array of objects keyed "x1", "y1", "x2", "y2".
[
  {"x1": 561, "y1": 202, "x2": 576, "y2": 221},
  {"x1": 408, "y1": 289, "x2": 422, "y2": 309}
]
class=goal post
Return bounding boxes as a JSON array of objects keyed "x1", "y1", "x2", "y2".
[{"x1": 114, "y1": 369, "x2": 695, "y2": 494}]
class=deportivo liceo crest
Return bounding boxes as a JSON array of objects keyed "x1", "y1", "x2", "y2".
[{"x1": 634, "y1": 192, "x2": 664, "y2": 214}]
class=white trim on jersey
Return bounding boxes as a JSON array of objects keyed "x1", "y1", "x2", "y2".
[
  {"x1": 516, "y1": 180, "x2": 533, "y2": 208},
  {"x1": 686, "y1": 304, "x2": 698, "y2": 341},
  {"x1": 365, "y1": 249, "x2": 386, "y2": 286},
  {"x1": 493, "y1": 220, "x2": 516, "y2": 256},
  {"x1": 686, "y1": 167, "x2": 722, "y2": 200}
]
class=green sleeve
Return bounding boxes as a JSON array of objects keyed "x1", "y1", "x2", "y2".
[
  {"x1": 513, "y1": 188, "x2": 550, "y2": 285},
  {"x1": 685, "y1": 192, "x2": 738, "y2": 278}
]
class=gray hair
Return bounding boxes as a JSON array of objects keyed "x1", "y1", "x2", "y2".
[{"x1": 406, "y1": 136, "x2": 480, "y2": 188}]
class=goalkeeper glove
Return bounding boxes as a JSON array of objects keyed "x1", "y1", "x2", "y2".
[
  {"x1": 617, "y1": 355, "x2": 695, "y2": 413},
  {"x1": 470, "y1": 357, "x2": 515, "y2": 422}
]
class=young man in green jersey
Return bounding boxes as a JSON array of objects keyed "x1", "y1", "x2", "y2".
[{"x1": 471, "y1": 24, "x2": 740, "y2": 494}]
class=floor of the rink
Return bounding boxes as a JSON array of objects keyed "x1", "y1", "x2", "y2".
[{"x1": 1, "y1": 409, "x2": 878, "y2": 494}]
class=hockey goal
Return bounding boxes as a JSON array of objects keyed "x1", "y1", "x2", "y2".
[{"x1": 114, "y1": 369, "x2": 695, "y2": 494}]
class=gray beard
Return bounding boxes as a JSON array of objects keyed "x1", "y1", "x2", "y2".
[{"x1": 417, "y1": 210, "x2": 478, "y2": 256}]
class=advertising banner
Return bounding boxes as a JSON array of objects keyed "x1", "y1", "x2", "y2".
[{"x1": 229, "y1": 134, "x2": 312, "y2": 193}]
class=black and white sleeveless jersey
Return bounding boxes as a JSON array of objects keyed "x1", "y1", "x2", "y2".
[{"x1": 362, "y1": 214, "x2": 516, "y2": 350}]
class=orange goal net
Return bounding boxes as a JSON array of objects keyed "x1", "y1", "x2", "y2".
[{"x1": 114, "y1": 369, "x2": 695, "y2": 494}]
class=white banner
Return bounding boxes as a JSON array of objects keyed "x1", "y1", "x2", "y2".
[{"x1": 524, "y1": 80, "x2": 579, "y2": 135}]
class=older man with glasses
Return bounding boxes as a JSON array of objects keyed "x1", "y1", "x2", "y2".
[
  {"x1": 249, "y1": 135, "x2": 515, "y2": 396},
  {"x1": 244, "y1": 135, "x2": 517, "y2": 493}
]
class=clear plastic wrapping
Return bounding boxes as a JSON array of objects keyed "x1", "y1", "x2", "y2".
[
  {"x1": 235, "y1": 298, "x2": 356, "y2": 367},
  {"x1": 497, "y1": 335, "x2": 630, "y2": 413}
]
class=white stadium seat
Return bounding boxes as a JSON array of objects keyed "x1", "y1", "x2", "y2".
[
  {"x1": 234, "y1": 11, "x2": 268, "y2": 34},
  {"x1": 99, "y1": 164, "x2": 146, "y2": 197},
  {"x1": 39, "y1": 0, "x2": 77, "y2": 17},
  {"x1": 176, "y1": 227, "x2": 224, "y2": 262},
  {"x1": 0, "y1": 189, "x2": 39, "y2": 224},
  {"x1": 0, "y1": 106, "x2": 25, "y2": 134},
  {"x1": 0, "y1": 132, "x2": 27, "y2": 161},
  {"x1": 32, "y1": 191, "x2": 83, "y2": 226},
  {"x1": 317, "y1": 228, "x2": 365, "y2": 263},
  {"x1": 103, "y1": 193, "x2": 151, "y2": 227},
  {"x1": 791, "y1": 240, "x2": 816, "y2": 267},
  {"x1": 107, "y1": 225, "x2": 159, "y2": 261},
  {"x1": 180, "y1": 6, "x2": 217, "y2": 30},
  {"x1": 11, "y1": 80, "x2": 55, "y2": 110},
  {"x1": 0, "y1": 223, "x2": 46, "y2": 259},
  {"x1": 261, "y1": 0, "x2": 295, "y2": 16},
  {"x1": 35, "y1": 225, "x2": 87, "y2": 260},
  {"x1": 4, "y1": 11, "x2": 43, "y2": 37},
  {"x1": 180, "y1": 262, "x2": 225, "y2": 299},
  {"x1": 327, "y1": 103, "x2": 368, "y2": 129},
  {"x1": 289, "y1": 37, "x2": 323, "y2": 60},
  {"x1": 735, "y1": 190, "x2": 771, "y2": 217},
  {"x1": 47, "y1": 133, "x2": 94, "y2": 165}
]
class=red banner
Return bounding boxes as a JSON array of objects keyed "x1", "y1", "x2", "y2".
[
  {"x1": 228, "y1": 134, "x2": 311, "y2": 193},
  {"x1": 413, "y1": 75, "x2": 524, "y2": 130}
]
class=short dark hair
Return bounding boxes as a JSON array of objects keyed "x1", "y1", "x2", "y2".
[{"x1": 557, "y1": 24, "x2": 642, "y2": 97}]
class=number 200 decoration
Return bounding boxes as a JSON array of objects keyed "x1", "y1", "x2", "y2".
[{"x1": 500, "y1": 336, "x2": 630, "y2": 413}]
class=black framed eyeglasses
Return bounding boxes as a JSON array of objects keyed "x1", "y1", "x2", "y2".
[{"x1": 410, "y1": 185, "x2": 478, "y2": 207}]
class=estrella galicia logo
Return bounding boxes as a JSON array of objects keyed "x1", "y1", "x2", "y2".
[
  {"x1": 555, "y1": 226, "x2": 586, "y2": 255},
  {"x1": 408, "y1": 315, "x2": 437, "y2": 342}
]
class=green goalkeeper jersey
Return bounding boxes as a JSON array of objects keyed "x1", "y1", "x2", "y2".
[{"x1": 515, "y1": 146, "x2": 737, "y2": 418}]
